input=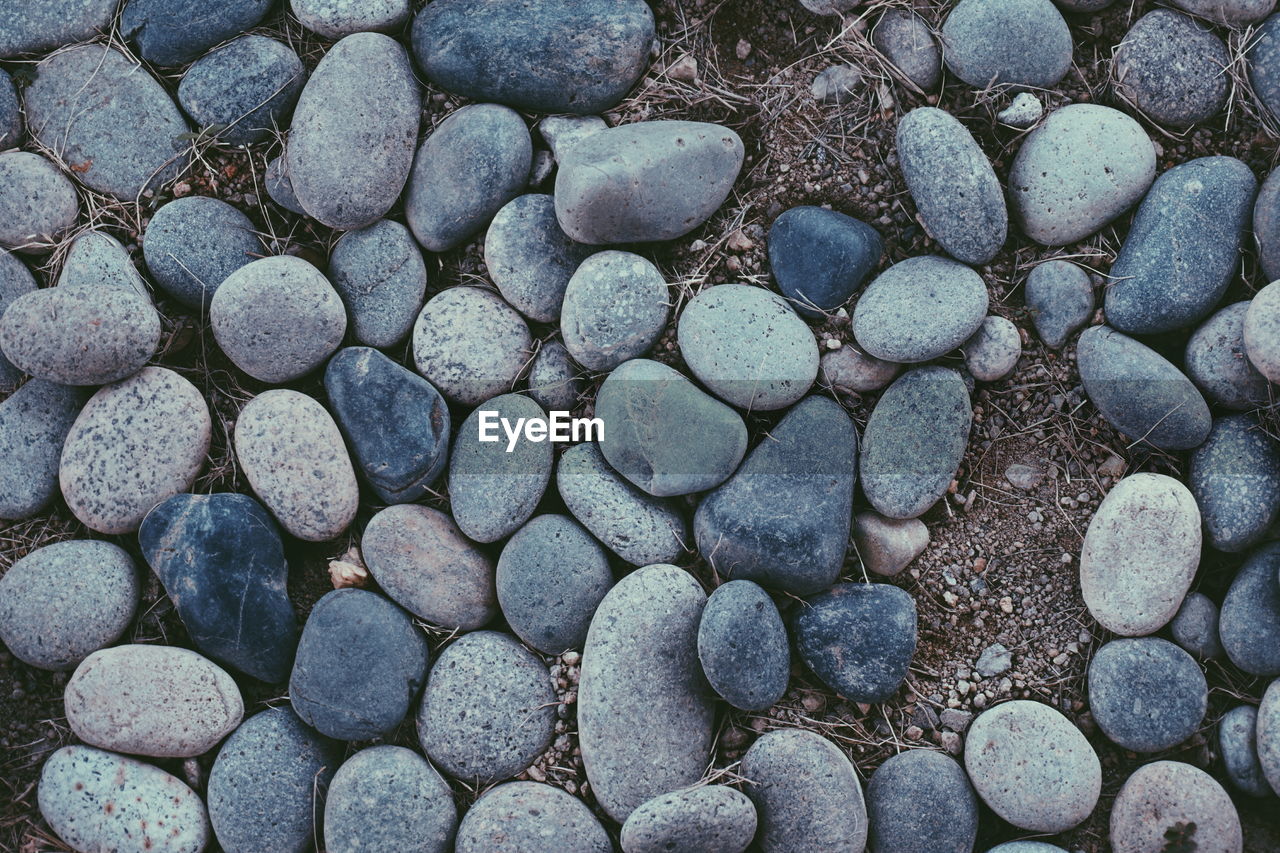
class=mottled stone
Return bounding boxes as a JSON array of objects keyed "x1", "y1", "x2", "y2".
[
  {"x1": 620, "y1": 786, "x2": 757, "y2": 853},
  {"x1": 963, "y1": 315, "x2": 1021, "y2": 382},
  {"x1": 0, "y1": 74, "x2": 20, "y2": 144},
  {"x1": 810, "y1": 64, "x2": 862, "y2": 103},
  {"x1": 1219, "y1": 543, "x2": 1280, "y2": 676},
  {"x1": 1170, "y1": 592, "x2": 1224, "y2": 661},
  {"x1": 1110, "y1": 762, "x2": 1242, "y2": 853},
  {"x1": 58, "y1": 231, "x2": 149, "y2": 298},
  {"x1": 562, "y1": 250, "x2": 670, "y2": 372},
  {"x1": 941, "y1": 0, "x2": 1072, "y2": 89},
  {"x1": 1026, "y1": 260, "x2": 1093, "y2": 349},
  {"x1": 998, "y1": 92, "x2": 1044, "y2": 128},
  {"x1": 455, "y1": 782, "x2": 612, "y2": 853},
  {"x1": 1252, "y1": 14, "x2": 1280, "y2": 125},
  {"x1": 0, "y1": 0, "x2": 117, "y2": 58},
  {"x1": 411, "y1": 286, "x2": 532, "y2": 406},
  {"x1": 794, "y1": 583, "x2": 916, "y2": 703},
  {"x1": 867, "y1": 750, "x2": 978, "y2": 853},
  {"x1": 1257, "y1": 680, "x2": 1280, "y2": 796},
  {"x1": 325, "y1": 745, "x2": 456, "y2": 853},
  {"x1": 819, "y1": 344, "x2": 901, "y2": 393},
  {"x1": 265, "y1": 155, "x2": 305, "y2": 214},
  {"x1": 1245, "y1": 280, "x2": 1280, "y2": 383},
  {"x1": 0, "y1": 250, "x2": 36, "y2": 390},
  {"x1": 987, "y1": 844, "x2": 1068, "y2": 853},
  {"x1": 1115, "y1": 11, "x2": 1230, "y2": 128},
  {"x1": 178, "y1": 35, "x2": 305, "y2": 145},
  {"x1": 697, "y1": 580, "x2": 788, "y2": 711},
  {"x1": 1088, "y1": 638, "x2": 1207, "y2": 752},
  {"x1": 768, "y1": 206, "x2": 881, "y2": 319},
  {"x1": 977, "y1": 642, "x2": 1013, "y2": 677},
  {"x1": 122, "y1": 0, "x2": 273, "y2": 66},
  {"x1": 293, "y1": 0, "x2": 410, "y2": 38},
  {"x1": 873, "y1": 10, "x2": 940, "y2": 90},
  {"x1": 852, "y1": 512, "x2": 928, "y2": 576},
  {"x1": 528, "y1": 340, "x2": 582, "y2": 412},
  {"x1": 1174, "y1": 0, "x2": 1275, "y2": 23},
  {"x1": 486, "y1": 194, "x2": 591, "y2": 323},
  {"x1": 1219, "y1": 705, "x2": 1272, "y2": 797},
  {"x1": 0, "y1": 151, "x2": 79, "y2": 251},
  {"x1": 144, "y1": 196, "x2": 261, "y2": 309},
  {"x1": 1257, "y1": 166, "x2": 1280, "y2": 283},
  {"x1": 853, "y1": 255, "x2": 988, "y2": 363},
  {"x1": 1190, "y1": 414, "x2": 1280, "y2": 553},
  {"x1": 0, "y1": 379, "x2": 85, "y2": 520},
  {"x1": 540, "y1": 115, "x2": 609, "y2": 160}
]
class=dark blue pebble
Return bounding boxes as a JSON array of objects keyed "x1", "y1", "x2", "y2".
[
  {"x1": 794, "y1": 582, "x2": 917, "y2": 703},
  {"x1": 697, "y1": 580, "x2": 789, "y2": 711},
  {"x1": 768, "y1": 206, "x2": 882, "y2": 318}
]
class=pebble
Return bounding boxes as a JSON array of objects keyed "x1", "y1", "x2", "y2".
[
  {"x1": 795, "y1": 583, "x2": 916, "y2": 703},
  {"x1": 287, "y1": 33, "x2": 420, "y2": 229},
  {"x1": 1079, "y1": 472, "x2": 1201, "y2": 636},
  {"x1": 810, "y1": 64, "x2": 862, "y2": 103},
  {"x1": 867, "y1": 749, "x2": 978, "y2": 853},
  {"x1": 540, "y1": 115, "x2": 609, "y2": 161},
  {"x1": 555, "y1": 120, "x2": 744, "y2": 244},
  {"x1": 0, "y1": 379, "x2": 86, "y2": 520},
  {"x1": 697, "y1": 580, "x2": 789, "y2": 711},
  {"x1": 207, "y1": 707, "x2": 340, "y2": 853},
  {"x1": 143, "y1": 196, "x2": 262, "y2": 309},
  {"x1": 60, "y1": 367, "x2": 211, "y2": 535},
  {"x1": 853, "y1": 256, "x2": 988, "y2": 363},
  {"x1": 1245, "y1": 280, "x2": 1280, "y2": 383},
  {"x1": 987, "y1": 845, "x2": 1068, "y2": 853},
  {"x1": 740, "y1": 729, "x2": 869, "y2": 852},
  {"x1": 0, "y1": 250, "x2": 35, "y2": 390},
  {"x1": 1219, "y1": 705, "x2": 1272, "y2": 797},
  {"x1": 325, "y1": 747, "x2": 454, "y2": 853},
  {"x1": 679, "y1": 284, "x2": 818, "y2": 410},
  {"x1": 800, "y1": 0, "x2": 858, "y2": 14},
  {"x1": 852, "y1": 512, "x2": 928, "y2": 576},
  {"x1": 896, "y1": 107, "x2": 1006, "y2": 265},
  {"x1": 941, "y1": 0, "x2": 1071, "y2": 89},
  {"x1": 597, "y1": 358, "x2": 747, "y2": 496},
  {"x1": 486, "y1": 194, "x2": 592, "y2": 323},
  {"x1": 121, "y1": 0, "x2": 273, "y2": 66},
  {"x1": 178, "y1": 35, "x2": 305, "y2": 145},
  {"x1": 0, "y1": 77, "x2": 20, "y2": 146},
  {"x1": 412, "y1": 287, "x2": 532, "y2": 406},
  {"x1": 66, "y1": 644, "x2": 244, "y2": 757},
  {"x1": 58, "y1": 231, "x2": 149, "y2": 298},
  {"x1": 694, "y1": 395, "x2": 856, "y2": 594},
  {"x1": 290, "y1": 588, "x2": 429, "y2": 740},
  {"x1": 620, "y1": 786, "x2": 757, "y2": 853},
  {"x1": 1257, "y1": 167, "x2": 1280, "y2": 284},
  {"x1": 860, "y1": 366, "x2": 972, "y2": 519},
  {"x1": 265, "y1": 155, "x2": 306, "y2": 214},
  {"x1": 0, "y1": 0, "x2": 117, "y2": 58},
  {"x1": 767, "y1": 206, "x2": 882, "y2": 318},
  {"x1": 139, "y1": 493, "x2": 297, "y2": 683},
  {"x1": 556, "y1": 441, "x2": 688, "y2": 565},
  {"x1": 0, "y1": 152, "x2": 79, "y2": 251},
  {"x1": 1004, "y1": 462, "x2": 1046, "y2": 490},
  {"x1": 1114, "y1": 10, "x2": 1230, "y2": 128},
  {"x1": 293, "y1": 0, "x2": 410, "y2": 38},
  {"x1": 1219, "y1": 543, "x2": 1280, "y2": 676},
  {"x1": 1009, "y1": 104, "x2": 1156, "y2": 245},
  {"x1": 405, "y1": 103, "x2": 532, "y2": 252},
  {"x1": 998, "y1": 92, "x2": 1044, "y2": 128},
  {"x1": 455, "y1": 782, "x2": 612, "y2": 853},
  {"x1": 1251, "y1": 14, "x2": 1280, "y2": 124},
  {"x1": 1257, "y1": 680, "x2": 1280, "y2": 796},
  {"x1": 23, "y1": 45, "x2": 189, "y2": 199},
  {"x1": 528, "y1": 341, "x2": 582, "y2": 411},
  {"x1": 497, "y1": 514, "x2": 613, "y2": 654},
  {"x1": 234, "y1": 389, "x2": 359, "y2": 542},
  {"x1": 872, "y1": 10, "x2": 940, "y2": 90},
  {"x1": 1088, "y1": 638, "x2": 1207, "y2": 752},
  {"x1": 1025, "y1": 260, "x2": 1094, "y2": 349},
  {"x1": 39, "y1": 746, "x2": 210, "y2": 853},
  {"x1": 412, "y1": 0, "x2": 654, "y2": 114},
  {"x1": 0, "y1": 540, "x2": 137, "y2": 671},
  {"x1": 1170, "y1": 592, "x2": 1225, "y2": 661},
  {"x1": 1174, "y1": 0, "x2": 1276, "y2": 23},
  {"x1": 210, "y1": 255, "x2": 346, "y2": 383},
  {"x1": 449, "y1": 394, "x2": 553, "y2": 542},
  {"x1": 324, "y1": 346, "x2": 449, "y2": 503},
  {"x1": 963, "y1": 315, "x2": 1021, "y2": 382},
  {"x1": 417, "y1": 631, "x2": 556, "y2": 783},
  {"x1": 362, "y1": 504, "x2": 496, "y2": 630},
  {"x1": 1110, "y1": 761, "x2": 1242, "y2": 853},
  {"x1": 1107, "y1": 156, "x2": 1255, "y2": 334},
  {"x1": 1190, "y1": 414, "x2": 1280, "y2": 553},
  {"x1": 562, "y1": 250, "x2": 670, "y2": 372},
  {"x1": 976, "y1": 642, "x2": 1013, "y2": 677},
  {"x1": 819, "y1": 344, "x2": 901, "y2": 393},
  {"x1": 1076, "y1": 325, "x2": 1211, "y2": 450},
  {"x1": 578, "y1": 564, "x2": 714, "y2": 822},
  {"x1": 964, "y1": 700, "x2": 1101, "y2": 832}
]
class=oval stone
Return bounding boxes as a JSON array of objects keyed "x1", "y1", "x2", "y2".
[
  {"x1": 1185, "y1": 302, "x2": 1273, "y2": 410},
  {"x1": 121, "y1": 0, "x2": 272, "y2": 66},
  {"x1": 0, "y1": 0, "x2": 117, "y2": 58},
  {"x1": 1026, "y1": 260, "x2": 1094, "y2": 350},
  {"x1": 768, "y1": 205, "x2": 883, "y2": 318},
  {"x1": 794, "y1": 583, "x2": 917, "y2": 703},
  {"x1": 324, "y1": 745, "x2": 456, "y2": 853},
  {"x1": 1173, "y1": 0, "x2": 1275, "y2": 23},
  {"x1": 287, "y1": 33, "x2": 420, "y2": 229},
  {"x1": 528, "y1": 340, "x2": 582, "y2": 412},
  {"x1": 178, "y1": 34, "x2": 305, "y2": 145},
  {"x1": 0, "y1": 379, "x2": 85, "y2": 520},
  {"x1": 1170, "y1": 592, "x2": 1224, "y2": 661},
  {"x1": 697, "y1": 580, "x2": 789, "y2": 711},
  {"x1": 455, "y1": 782, "x2": 612, "y2": 853},
  {"x1": 1257, "y1": 165, "x2": 1280, "y2": 283},
  {"x1": 1249, "y1": 13, "x2": 1280, "y2": 122},
  {"x1": 1245, "y1": 280, "x2": 1280, "y2": 383},
  {"x1": 1114, "y1": 11, "x2": 1230, "y2": 129},
  {"x1": 486, "y1": 194, "x2": 591, "y2": 323},
  {"x1": 65, "y1": 644, "x2": 244, "y2": 757},
  {"x1": 620, "y1": 786, "x2": 757, "y2": 853},
  {"x1": 1219, "y1": 543, "x2": 1280, "y2": 676},
  {"x1": 1110, "y1": 762, "x2": 1242, "y2": 853},
  {"x1": 1190, "y1": 414, "x2": 1280, "y2": 553},
  {"x1": 292, "y1": 0, "x2": 410, "y2": 39},
  {"x1": 1219, "y1": 705, "x2": 1272, "y2": 798},
  {"x1": 853, "y1": 255, "x2": 988, "y2": 363},
  {"x1": 265, "y1": 154, "x2": 305, "y2": 214},
  {"x1": 1258, "y1": 680, "x2": 1280, "y2": 796},
  {"x1": 412, "y1": 286, "x2": 532, "y2": 407},
  {"x1": 563, "y1": 250, "x2": 670, "y2": 372},
  {"x1": 0, "y1": 249, "x2": 36, "y2": 390},
  {"x1": 866, "y1": 749, "x2": 978, "y2": 853},
  {"x1": 941, "y1": 0, "x2": 1071, "y2": 89},
  {"x1": 329, "y1": 220, "x2": 427, "y2": 348},
  {"x1": 143, "y1": 196, "x2": 262, "y2": 309},
  {"x1": 963, "y1": 314, "x2": 1021, "y2": 382},
  {"x1": 0, "y1": 151, "x2": 79, "y2": 251},
  {"x1": 873, "y1": 9, "x2": 941, "y2": 91},
  {"x1": 57, "y1": 231, "x2": 148, "y2": 297},
  {"x1": 60, "y1": 367, "x2": 211, "y2": 535},
  {"x1": 820, "y1": 344, "x2": 903, "y2": 393},
  {"x1": 1088, "y1": 638, "x2": 1207, "y2": 752}
]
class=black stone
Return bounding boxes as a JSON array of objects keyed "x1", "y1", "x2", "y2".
[
  {"x1": 1189, "y1": 413, "x2": 1280, "y2": 553},
  {"x1": 768, "y1": 206, "x2": 882, "y2": 318},
  {"x1": 121, "y1": 0, "x2": 275, "y2": 66},
  {"x1": 1220, "y1": 543, "x2": 1280, "y2": 676},
  {"x1": 1087, "y1": 638, "x2": 1207, "y2": 753},
  {"x1": 697, "y1": 580, "x2": 789, "y2": 711},
  {"x1": 866, "y1": 749, "x2": 979, "y2": 853},
  {"x1": 794, "y1": 583, "x2": 917, "y2": 703}
]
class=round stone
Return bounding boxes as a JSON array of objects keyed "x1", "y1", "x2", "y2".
[
  {"x1": 1245, "y1": 280, "x2": 1280, "y2": 384},
  {"x1": 819, "y1": 344, "x2": 901, "y2": 393},
  {"x1": 328, "y1": 218, "x2": 429, "y2": 350},
  {"x1": 0, "y1": 249, "x2": 36, "y2": 391},
  {"x1": 852, "y1": 512, "x2": 929, "y2": 576},
  {"x1": 1219, "y1": 543, "x2": 1280, "y2": 676},
  {"x1": 620, "y1": 786, "x2": 757, "y2": 853},
  {"x1": 0, "y1": 379, "x2": 86, "y2": 521},
  {"x1": 455, "y1": 782, "x2": 612, "y2": 853},
  {"x1": 1257, "y1": 680, "x2": 1280, "y2": 796},
  {"x1": 794, "y1": 582, "x2": 917, "y2": 703},
  {"x1": 143, "y1": 196, "x2": 262, "y2": 309},
  {"x1": 941, "y1": 0, "x2": 1071, "y2": 89},
  {"x1": 963, "y1": 315, "x2": 1021, "y2": 382},
  {"x1": 678, "y1": 283, "x2": 818, "y2": 410},
  {"x1": 1219, "y1": 705, "x2": 1272, "y2": 798},
  {"x1": 853, "y1": 255, "x2": 988, "y2": 363},
  {"x1": 1190, "y1": 413, "x2": 1280, "y2": 553},
  {"x1": 697, "y1": 580, "x2": 789, "y2": 711},
  {"x1": 292, "y1": 0, "x2": 410, "y2": 38},
  {"x1": 1187, "y1": 302, "x2": 1274, "y2": 410},
  {"x1": 1114, "y1": 10, "x2": 1230, "y2": 128},
  {"x1": 121, "y1": 0, "x2": 272, "y2": 66},
  {"x1": 866, "y1": 749, "x2": 978, "y2": 853},
  {"x1": 1088, "y1": 638, "x2": 1207, "y2": 753},
  {"x1": 562, "y1": 250, "x2": 670, "y2": 372},
  {"x1": 1172, "y1": 0, "x2": 1275, "y2": 23},
  {"x1": 485, "y1": 193, "x2": 591, "y2": 323},
  {"x1": 412, "y1": 287, "x2": 532, "y2": 406},
  {"x1": 1110, "y1": 761, "x2": 1242, "y2": 853},
  {"x1": 998, "y1": 92, "x2": 1044, "y2": 127},
  {"x1": 325, "y1": 745, "x2": 455, "y2": 853},
  {"x1": 767, "y1": 206, "x2": 883, "y2": 318},
  {"x1": 873, "y1": 9, "x2": 940, "y2": 90},
  {"x1": 1170, "y1": 592, "x2": 1224, "y2": 661},
  {"x1": 987, "y1": 845, "x2": 1068, "y2": 853},
  {"x1": 265, "y1": 154, "x2": 305, "y2": 214},
  {"x1": 0, "y1": 151, "x2": 79, "y2": 252},
  {"x1": 1257, "y1": 164, "x2": 1280, "y2": 283},
  {"x1": 177, "y1": 34, "x2": 305, "y2": 145},
  {"x1": 56, "y1": 231, "x2": 149, "y2": 298},
  {"x1": 528, "y1": 340, "x2": 582, "y2": 412},
  {"x1": 0, "y1": 0, "x2": 117, "y2": 58},
  {"x1": 1250, "y1": 13, "x2": 1280, "y2": 125}
]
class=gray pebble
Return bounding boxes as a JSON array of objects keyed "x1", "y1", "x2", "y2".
[
  {"x1": 1220, "y1": 705, "x2": 1272, "y2": 797},
  {"x1": 853, "y1": 255, "x2": 988, "y2": 363},
  {"x1": 121, "y1": 0, "x2": 273, "y2": 66},
  {"x1": 0, "y1": 250, "x2": 36, "y2": 390},
  {"x1": 799, "y1": 0, "x2": 858, "y2": 14},
  {"x1": 988, "y1": 843, "x2": 1068, "y2": 853},
  {"x1": 795, "y1": 583, "x2": 917, "y2": 703},
  {"x1": 265, "y1": 155, "x2": 306, "y2": 214},
  {"x1": 963, "y1": 315, "x2": 1021, "y2": 382},
  {"x1": 292, "y1": 0, "x2": 411, "y2": 39},
  {"x1": 540, "y1": 115, "x2": 609, "y2": 161},
  {"x1": 1256, "y1": 682, "x2": 1280, "y2": 796},
  {"x1": 819, "y1": 344, "x2": 901, "y2": 393},
  {"x1": 178, "y1": 35, "x2": 305, "y2": 145},
  {"x1": 144, "y1": 196, "x2": 261, "y2": 309},
  {"x1": 1256, "y1": 166, "x2": 1280, "y2": 284},
  {"x1": 1245, "y1": 280, "x2": 1280, "y2": 383},
  {"x1": 1114, "y1": 10, "x2": 1230, "y2": 128},
  {"x1": 486, "y1": 194, "x2": 591, "y2": 322},
  {"x1": 852, "y1": 512, "x2": 929, "y2": 576},
  {"x1": 976, "y1": 642, "x2": 1013, "y2": 677},
  {"x1": 1220, "y1": 543, "x2": 1280, "y2": 676},
  {"x1": 0, "y1": 151, "x2": 79, "y2": 252},
  {"x1": 998, "y1": 92, "x2": 1044, "y2": 128},
  {"x1": 1025, "y1": 260, "x2": 1093, "y2": 349},
  {"x1": 1110, "y1": 761, "x2": 1242, "y2": 853},
  {"x1": 1190, "y1": 413, "x2": 1280, "y2": 553},
  {"x1": 329, "y1": 219, "x2": 426, "y2": 347},
  {"x1": 1171, "y1": 592, "x2": 1224, "y2": 661},
  {"x1": 0, "y1": 68, "x2": 18, "y2": 146},
  {"x1": 1088, "y1": 637, "x2": 1207, "y2": 753},
  {"x1": 1173, "y1": 0, "x2": 1275, "y2": 23},
  {"x1": 412, "y1": 286, "x2": 532, "y2": 406},
  {"x1": 0, "y1": 379, "x2": 86, "y2": 520},
  {"x1": 873, "y1": 10, "x2": 940, "y2": 90},
  {"x1": 528, "y1": 340, "x2": 582, "y2": 411},
  {"x1": 697, "y1": 580, "x2": 789, "y2": 711},
  {"x1": 866, "y1": 749, "x2": 978, "y2": 853},
  {"x1": 59, "y1": 231, "x2": 149, "y2": 298},
  {"x1": 1251, "y1": 13, "x2": 1280, "y2": 125},
  {"x1": 620, "y1": 786, "x2": 757, "y2": 853},
  {"x1": 810, "y1": 64, "x2": 862, "y2": 103},
  {"x1": 455, "y1": 782, "x2": 611, "y2": 853},
  {"x1": 563, "y1": 250, "x2": 670, "y2": 372},
  {"x1": 941, "y1": 0, "x2": 1071, "y2": 89},
  {"x1": 1005, "y1": 463, "x2": 1045, "y2": 490},
  {"x1": 0, "y1": 0, "x2": 117, "y2": 58},
  {"x1": 325, "y1": 745, "x2": 456, "y2": 853}
]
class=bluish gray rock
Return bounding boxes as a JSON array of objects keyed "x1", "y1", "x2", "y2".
[
  {"x1": 411, "y1": 0, "x2": 654, "y2": 115},
  {"x1": 0, "y1": 0, "x2": 117, "y2": 58},
  {"x1": 1107, "y1": 157, "x2": 1255, "y2": 334},
  {"x1": 1077, "y1": 325, "x2": 1211, "y2": 451},
  {"x1": 1088, "y1": 638, "x2": 1207, "y2": 752},
  {"x1": 324, "y1": 346, "x2": 449, "y2": 504},
  {"x1": 143, "y1": 196, "x2": 261, "y2": 309},
  {"x1": 1190, "y1": 414, "x2": 1280, "y2": 553},
  {"x1": 998, "y1": 92, "x2": 1044, "y2": 127},
  {"x1": 1220, "y1": 543, "x2": 1280, "y2": 676},
  {"x1": 417, "y1": 631, "x2": 556, "y2": 783},
  {"x1": 866, "y1": 749, "x2": 978, "y2": 853},
  {"x1": 0, "y1": 69, "x2": 20, "y2": 147},
  {"x1": 293, "y1": 0, "x2": 411, "y2": 39},
  {"x1": 740, "y1": 729, "x2": 868, "y2": 852},
  {"x1": 976, "y1": 642, "x2": 1013, "y2": 677},
  {"x1": 620, "y1": 786, "x2": 757, "y2": 853},
  {"x1": 578, "y1": 564, "x2": 714, "y2": 822},
  {"x1": 139, "y1": 492, "x2": 297, "y2": 683},
  {"x1": 562, "y1": 250, "x2": 670, "y2": 372},
  {"x1": 941, "y1": 0, "x2": 1071, "y2": 89},
  {"x1": 1110, "y1": 761, "x2": 1243, "y2": 852},
  {"x1": 496, "y1": 514, "x2": 613, "y2": 654},
  {"x1": 873, "y1": 10, "x2": 940, "y2": 90},
  {"x1": 1257, "y1": 165, "x2": 1280, "y2": 283},
  {"x1": 1170, "y1": 592, "x2": 1224, "y2": 661},
  {"x1": 794, "y1": 583, "x2": 916, "y2": 703},
  {"x1": 122, "y1": 0, "x2": 273, "y2": 66},
  {"x1": 528, "y1": 340, "x2": 582, "y2": 412},
  {"x1": 810, "y1": 64, "x2": 862, "y2": 104},
  {"x1": 694, "y1": 396, "x2": 856, "y2": 595},
  {"x1": 1186, "y1": 302, "x2": 1273, "y2": 410},
  {"x1": 1219, "y1": 705, "x2": 1272, "y2": 798},
  {"x1": 1173, "y1": 0, "x2": 1275, "y2": 24},
  {"x1": 325, "y1": 745, "x2": 456, "y2": 853},
  {"x1": 0, "y1": 250, "x2": 36, "y2": 390},
  {"x1": 0, "y1": 379, "x2": 86, "y2": 520},
  {"x1": 987, "y1": 844, "x2": 1068, "y2": 853},
  {"x1": 852, "y1": 255, "x2": 988, "y2": 363},
  {"x1": 1114, "y1": 10, "x2": 1230, "y2": 128},
  {"x1": 455, "y1": 782, "x2": 612, "y2": 853},
  {"x1": 678, "y1": 284, "x2": 819, "y2": 410},
  {"x1": 697, "y1": 580, "x2": 789, "y2": 711},
  {"x1": 555, "y1": 121, "x2": 744, "y2": 244},
  {"x1": 58, "y1": 231, "x2": 149, "y2": 298},
  {"x1": 768, "y1": 206, "x2": 882, "y2": 318},
  {"x1": 1246, "y1": 279, "x2": 1280, "y2": 384},
  {"x1": 597, "y1": 358, "x2": 747, "y2": 497},
  {"x1": 23, "y1": 45, "x2": 189, "y2": 199},
  {"x1": 0, "y1": 151, "x2": 80, "y2": 251},
  {"x1": 39, "y1": 746, "x2": 210, "y2": 853},
  {"x1": 1262, "y1": 681, "x2": 1280, "y2": 796},
  {"x1": 411, "y1": 286, "x2": 532, "y2": 406},
  {"x1": 896, "y1": 107, "x2": 1006, "y2": 265},
  {"x1": 539, "y1": 115, "x2": 608, "y2": 161},
  {"x1": 208, "y1": 707, "x2": 341, "y2": 853},
  {"x1": 290, "y1": 589, "x2": 429, "y2": 740},
  {"x1": 287, "y1": 33, "x2": 420, "y2": 229},
  {"x1": 963, "y1": 314, "x2": 1021, "y2": 382},
  {"x1": 0, "y1": 540, "x2": 138, "y2": 671},
  {"x1": 860, "y1": 366, "x2": 971, "y2": 519},
  {"x1": 486, "y1": 194, "x2": 591, "y2": 323},
  {"x1": 265, "y1": 154, "x2": 305, "y2": 214},
  {"x1": 178, "y1": 35, "x2": 304, "y2": 145}
]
